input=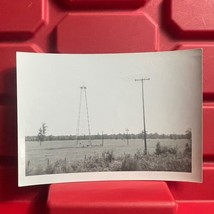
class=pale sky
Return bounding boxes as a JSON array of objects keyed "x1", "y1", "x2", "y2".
[{"x1": 17, "y1": 50, "x2": 202, "y2": 136}]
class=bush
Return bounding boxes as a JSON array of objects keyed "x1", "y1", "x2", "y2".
[
  {"x1": 27, "y1": 144, "x2": 192, "y2": 175},
  {"x1": 155, "y1": 142, "x2": 161, "y2": 155},
  {"x1": 155, "y1": 142, "x2": 177, "y2": 155},
  {"x1": 134, "y1": 149, "x2": 144, "y2": 160},
  {"x1": 102, "y1": 150, "x2": 115, "y2": 163},
  {"x1": 121, "y1": 154, "x2": 138, "y2": 171},
  {"x1": 45, "y1": 159, "x2": 71, "y2": 174},
  {"x1": 183, "y1": 143, "x2": 191, "y2": 157}
]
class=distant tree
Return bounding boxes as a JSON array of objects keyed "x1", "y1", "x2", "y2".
[
  {"x1": 37, "y1": 123, "x2": 47, "y2": 145},
  {"x1": 42, "y1": 123, "x2": 47, "y2": 135},
  {"x1": 38, "y1": 128, "x2": 43, "y2": 145},
  {"x1": 185, "y1": 128, "x2": 192, "y2": 142},
  {"x1": 48, "y1": 135, "x2": 53, "y2": 141}
]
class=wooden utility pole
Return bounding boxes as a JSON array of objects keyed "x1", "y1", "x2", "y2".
[
  {"x1": 125, "y1": 129, "x2": 129, "y2": 145},
  {"x1": 135, "y1": 78, "x2": 150, "y2": 154},
  {"x1": 101, "y1": 131, "x2": 104, "y2": 147}
]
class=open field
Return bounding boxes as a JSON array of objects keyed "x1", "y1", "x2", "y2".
[{"x1": 25, "y1": 138, "x2": 191, "y2": 175}]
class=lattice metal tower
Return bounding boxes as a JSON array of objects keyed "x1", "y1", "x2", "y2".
[{"x1": 76, "y1": 85, "x2": 91, "y2": 146}]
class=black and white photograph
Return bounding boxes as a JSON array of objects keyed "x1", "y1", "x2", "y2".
[{"x1": 17, "y1": 50, "x2": 202, "y2": 186}]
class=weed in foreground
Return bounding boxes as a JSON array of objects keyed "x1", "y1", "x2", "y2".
[{"x1": 27, "y1": 143, "x2": 192, "y2": 175}]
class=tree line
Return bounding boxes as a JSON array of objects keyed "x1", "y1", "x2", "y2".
[{"x1": 26, "y1": 124, "x2": 192, "y2": 142}]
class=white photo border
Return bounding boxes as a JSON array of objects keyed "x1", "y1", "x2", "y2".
[{"x1": 17, "y1": 50, "x2": 202, "y2": 186}]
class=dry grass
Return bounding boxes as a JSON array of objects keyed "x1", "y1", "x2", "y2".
[{"x1": 26, "y1": 142, "x2": 191, "y2": 175}]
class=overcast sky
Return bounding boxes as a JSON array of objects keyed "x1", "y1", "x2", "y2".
[{"x1": 17, "y1": 50, "x2": 202, "y2": 136}]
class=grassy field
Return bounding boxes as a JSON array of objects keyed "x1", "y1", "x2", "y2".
[{"x1": 25, "y1": 138, "x2": 191, "y2": 175}]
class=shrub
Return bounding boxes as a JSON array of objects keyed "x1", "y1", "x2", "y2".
[
  {"x1": 27, "y1": 143, "x2": 192, "y2": 175},
  {"x1": 155, "y1": 141, "x2": 161, "y2": 155},
  {"x1": 183, "y1": 143, "x2": 191, "y2": 157},
  {"x1": 109, "y1": 160, "x2": 122, "y2": 171},
  {"x1": 33, "y1": 165, "x2": 45, "y2": 175},
  {"x1": 121, "y1": 154, "x2": 139, "y2": 171},
  {"x1": 155, "y1": 142, "x2": 177, "y2": 155},
  {"x1": 102, "y1": 150, "x2": 115, "y2": 163},
  {"x1": 134, "y1": 149, "x2": 144, "y2": 160},
  {"x1": 45, "y1": 159, "x2": 71, "y2": 174}
]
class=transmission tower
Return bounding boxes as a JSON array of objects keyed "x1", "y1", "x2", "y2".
[{"x1": 76, "y1": 85, "x2": 91, "y2": 146}]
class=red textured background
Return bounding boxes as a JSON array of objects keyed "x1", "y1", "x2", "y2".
[{"x1": 0, "y1": 0, "x2": 213, "y2": 213}]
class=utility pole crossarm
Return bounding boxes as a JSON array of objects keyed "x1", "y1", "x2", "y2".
[{"x1": 135, "y1": 78, "x2": 150, "y2": 81}]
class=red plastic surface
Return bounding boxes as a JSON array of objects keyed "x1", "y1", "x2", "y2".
[
  {"x1": 0, "y1": 166, "x2": 48, "y2": 213},
  {"x1": 59, "y1": 0, "x2": 146, "y2": 9},
  {"x1": 169, "y1": 0, "x2": 214, "y2": 36},
  {"x1": 57, "y1": 13, "x2": 158, "y2": 53},
  {"x1": 48, "y1": 181, "x2": 176, "y2": 214},
  {"x1": 0, "y1": 44, "x2": 41, "y2": 96},
  {"x1": 0, "y1": 0, "x2": 213, "y2": 213},
  {"x1": 175, "y1": 44, "x2": 214, "y2": 95},
  {"x1": 0, "y1": 106, "x2": 16, "y2": 156},
  {"x1": 203, "y1": 105, "x2": 214, "y2": 159},
  {"x1": 0, "y1": 0, "x2": 46, "y2": 40},
  {"x1": 168, "y1": 164, "x2": 214, "y2": 214}
]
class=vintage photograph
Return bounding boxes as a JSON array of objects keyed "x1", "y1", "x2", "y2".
[{"x1": 17, "y1": 50, "x2": 202, "y2": 186}]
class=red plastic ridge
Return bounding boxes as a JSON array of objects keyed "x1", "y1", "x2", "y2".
[
  {"x1": 56, "y1": 13, "x2": 158, "y2": 53},
  {"x1": 48, "y1": 181, "x2": 177, "y2": 214},
  {"x1": 169, "y1": 0, "x2": 214, "y2": 38},
  {"x1": 58, "y1": 0, "x2": 147, "y2": 10},
  {"x1": 168, "y1": 165, "x2": 214, "y2": 214},
  {"x1": 0, "y1": 0, "x2": 46, "y2": 40}
]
